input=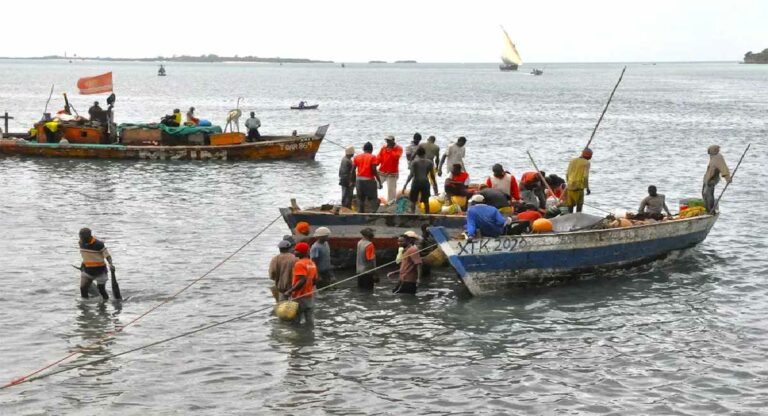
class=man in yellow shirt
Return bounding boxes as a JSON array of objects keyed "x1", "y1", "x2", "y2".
[{"x1": 565, "y1": 148, "x2": 593, "y2": 213}]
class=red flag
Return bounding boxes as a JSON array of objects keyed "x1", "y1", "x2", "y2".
[{"x1": 77, "y1": 72, "x2": 113, "y2": 95}]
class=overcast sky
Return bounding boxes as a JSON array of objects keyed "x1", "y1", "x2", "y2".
[{"x1": 3, "y1": 0, "x2": 765, "y2": 62}]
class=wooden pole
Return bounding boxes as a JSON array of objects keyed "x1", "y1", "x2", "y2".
[
  {"x1": 712, "y1": 144, "x2": 751, "y2": 213},
  {"x1": 526, "y1": 150, "x2": 557, "y2": 202},
  {"x1": 2, "y1": 112, "x2": 13, "y2": 134},
  {"x1": 43, "y1": 84, "x2": 54, "y2": 115},
  {"x1": 585, "y1": 66, "x2": 626, "y2": 150}
]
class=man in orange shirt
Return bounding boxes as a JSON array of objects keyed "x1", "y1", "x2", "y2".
[
  {"x1": 377, "y1": 135, "x2": 403, "y2": 203},
  {"x1": 283, "y1": 242, "x2": 318, "y2": 326},
  {"x1": 353, "y1": 142, "x2": 383, "y2": 213}
]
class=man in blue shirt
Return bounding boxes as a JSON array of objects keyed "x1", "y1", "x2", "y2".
[{"x1": 465, "y1": 194, "x2": 507, "y2": 240}]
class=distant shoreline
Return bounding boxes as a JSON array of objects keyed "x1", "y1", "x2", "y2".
[{"x1": 0, "y1": 54, "x2": 334, "y2": 64}]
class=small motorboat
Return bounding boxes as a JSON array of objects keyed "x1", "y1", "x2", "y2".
[
  {"x1": 290, "y1": 103, "x2": 319, "y2": 110},
  {"x1": 530, "y1": 68, "x2": 544, "y2": 76}
]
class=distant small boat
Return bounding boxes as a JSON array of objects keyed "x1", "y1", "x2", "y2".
[
  {"x1": 158, "y1": 65, "x2": 166, "y2": 76},
  {"x1": 530, "y1": 68, "x2": 543, "y2": 76},
  {"x1": 290, "y1": 104, "x2": 319, "y2": 110},
  {"x1": 499, "y1": 26, "x2": 523, "y2": 72}
]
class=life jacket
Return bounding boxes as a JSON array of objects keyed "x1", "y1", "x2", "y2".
[
  {"x1": 488, "y1": 174, "x2": 512, "y2": 196},
  {"x1": 521, "y1": 171, "x2": 540, "y2": 185}
]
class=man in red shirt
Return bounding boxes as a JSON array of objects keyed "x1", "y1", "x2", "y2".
[
  {"x1": 393, "y1": 230, "x2": 422, "y2": 295},
  {"x1": 353, "y1": 142, "x2": 383, "y2": 213},
  {"x1": 377, "y1": 135, "x2": 403, "y2": 203},
  {"x1": 284, "y1": 242, "x2": 318, "y2": 326},
  {"x1": 485, "y1": 164, "x2": 520, "y2": 202}
]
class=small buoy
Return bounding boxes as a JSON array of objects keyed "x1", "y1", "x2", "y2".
[
  {"x1": 450, "y1": 195, "x2": 467, "y2": 208},
  {"x1": 275, "y1": 300, "x2": 299, "y2": 321},
  {"x1": 420, "y1": 196, "x2": 442, "y2": 214},
  {"x1": 531, "y1": 218, "x2": 553, "y2": 233}
]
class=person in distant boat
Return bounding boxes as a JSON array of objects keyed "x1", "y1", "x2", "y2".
[
  {"x1": 185, "y1": 107, "x2": 199, "y2": 126},
  {"x1": 283, "y1": 242, "x2": 317, "y2": 326},
  {"x1": 392, "y1": 230, "x2": 422, "y2": 295},
  {"x1": 465, "y1": 194, "x2": 507, "y2": 241},
  {"x1": 444, "y1": 163, "x2": 471, "y2": 198},
  {"x1": 438, "y1": 136, "x2": 467, "y2": 176},
  {"x1": 405, "y1": 132, "x2": 422, "y2": 162},
  {"x1": 339, "y1": 146, "x2": 356, "y2": 208},
  {"x1": 78, "y1": 228, "x2": 116, "y2": 300},
  {"x1": 161, "y1": 109, "x2": 182, "y2": 127},
  {"x1": 377, "y1": 136, "x2": 403, "y2": 203},
  {"x1": 401, "y1": 147, "x2": 438, "y2": 213},
  {"x1": 566, "y1": 148, "x2": 593, "y2": 213},
  {"x1": 269, "y1": 239, "x2": 297, "y2": 302},
  {"x1": 353, "y1": 142, "x2": 382, "y2": 213},
  {"x1": 298, "y1": 101, "x2": 306, "y2": 109},
  {"x1": 356, "y1": 228, "x2": 378, "y2": 290},
  {"x1": 43, "y1": 120, "x2": 60, "y2": 143},
  {"x1": 88, "y1": 101, "x2": 107, "y2": 124},
  {"x1": 245, "y1": 112, "x2": 261, "y2": 141},
  {"x1": 485, "y1": 164, "x2": 520, "y2": 202},
  {"x1": 310, "y1": 227, "x2": 333, "y2": 288},
  {"x1": 637, "y1": 185, "x2": 672, "y2": 220},
  {"x1": 702, "y1": 145, "x2": 731, "y2": 213}
]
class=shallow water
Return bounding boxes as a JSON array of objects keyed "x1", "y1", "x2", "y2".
[{"x1": 0, "y1": 60, "x2": 767, "y2": 415}]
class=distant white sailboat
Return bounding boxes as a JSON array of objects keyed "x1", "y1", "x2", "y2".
[{"x1": 499, "y1": 26, "x2": 523, "y2": 71}]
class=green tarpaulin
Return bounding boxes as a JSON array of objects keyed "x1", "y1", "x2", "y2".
[{"x1": 117, "y1": 123, "x2": 223, "y2": 137}]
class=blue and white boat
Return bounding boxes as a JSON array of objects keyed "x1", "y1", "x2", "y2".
[{"x1": 429, "y1": 213, "x2": 718, "y2": 296}]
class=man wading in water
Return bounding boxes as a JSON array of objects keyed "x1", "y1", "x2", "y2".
[
  {"x1": 284, "y1": 242, "x2": 318, "y2": 326},
  {"x1": 78, "y1": 228, "x2": 116, "y2": 300}
]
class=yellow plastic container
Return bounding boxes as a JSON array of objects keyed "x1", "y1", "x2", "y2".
[
  {"x1": 275, "y1": 300, "x2": 299, "y2": 321},
  {"x1": 210, "y1": 132, "x2": 245, "y2": 146}
]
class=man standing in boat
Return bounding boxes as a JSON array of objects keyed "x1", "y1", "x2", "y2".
[
  {"x1": 401, "y1": 147, "x2": 438, "y2": 214},
  {"x1": 438, "y1": 136, "x2": 467, "y2": 176},
  {"x1": 78, "y1": 228, "x2": 116, "y2": 300},
  {"x1": 702, "y1": 145, "x2": 731, "y2": 213},
  {"x1": 339, "y1": 146, "x2": 356, "y2": 208},
  {"x1": 245, "y1": 112, "x2": 261, "y2": 141},
  {"x1": 565, "y1": 148, "x2": 593, "y2": 213},
  {"x1": 377, "y1": 136, "x2": 403, "y2": 203},
  {"x1": 353, "y1": 142, "x2": 382, "y2": 213},
  {"x1": 419, "y1": 135, "x2": 441, "y2": 181},
  {"x1": 405, "y1": 133, "x2": 422, "y2": 162}
]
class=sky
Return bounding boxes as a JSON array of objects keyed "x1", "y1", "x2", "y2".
[{"x1": 2, "y1": 0, "x2": 765, "y2": 63}]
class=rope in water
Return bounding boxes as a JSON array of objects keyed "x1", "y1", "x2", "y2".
[
  {"x1": 1, "y1": 242, "x2": 438, "y2": 389},
  {"x1": 1, "y1": 213, "x2": 284, "y2": 390}
]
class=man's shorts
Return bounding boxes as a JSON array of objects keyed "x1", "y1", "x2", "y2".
[
  {"x1": 81, "y1": 270, "x2": 108, "y2": 286},
  {"x1": 565, "y1": 189, "x2": 584, "y2": 206}
]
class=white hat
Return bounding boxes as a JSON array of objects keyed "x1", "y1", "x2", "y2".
[
  {"x1": 314, "y1": 227, "x2": 331, "y2": 237},
  {"x1": 345, "y1": 146, "x2": 355, "y2": 155},
  {"x1": 470, "y1": 194, "x2": 485, "y2": 204},
  {"x1": 402, "y1": 230, "x2": 419, "y2": 239}
]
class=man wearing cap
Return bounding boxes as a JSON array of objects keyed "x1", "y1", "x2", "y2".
[
  {"x1": 702, "y1": 145, "x2": 731, "y2": 212},
  {"x1": 566, "y1": 148, "x2": 593, "y2": 213},
  {"x1": 438, "y1": 136, "x2": 467, "y2": 176},
  {"x1": 377, "y1": 136, "x2": 403, "y2": 203},
  {"x1": 269, "y1": 240, "x2": 297, "y2": 301},
  {"x1": 284, "y1": 242, "x2": 318, "y2": 326},
  {"x1": 393, "y1": 230, "x2": 422, "y2": 295},
  {"x1": 310, "y1": 227, "x2": 333, "y2": 288},
  {"x1": 356, "y1": 228, "x2": 378, "y2": 290},
  {"x1": 485, "y1": 163, "x2": 520, "y2": 202},
  {"x1": 353, "y1": 142, "x2": 383, "y2": 213},
  {"x1": 465, "y1": 194, "x2": 507, "y2": 240},
  {"x1": 294, "y1": 221, "x2": 311, "y2": 243},
  {"x1": 339, "y1": 146, "x2": 356, "y2": 208}
]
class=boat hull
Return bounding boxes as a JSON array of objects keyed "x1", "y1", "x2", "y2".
[
  {"x1": 280, "y1": 208, "x2": 466, "y2": 268},
  {"x1": 290, "y1": 105, "x2": 319, "y2": 110},
  {"x1": 499, "y1": 64, "x2": 518, "y2": 71},
  {"x1": 430, "y1": 214, "x2": 718, "y2": 296},
  {"x1": 0, "y1": 135, "x2": 323, "y2": 161}
]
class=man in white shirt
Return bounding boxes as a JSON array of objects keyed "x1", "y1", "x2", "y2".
[
  {"x1": 438, "y1": 136, "x2": 467, "y2": 176},
  {"x1": 245, "y1": 112, "x2": 261, "y2": 142}
]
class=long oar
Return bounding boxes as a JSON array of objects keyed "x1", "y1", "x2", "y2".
[
  {"x1": 526, "y1": 150, "x2": 558, "y2": 201},
  {"x1": 110, "y1": 269, "x2": 122, "y2": 300},
  {"x1": 713, "y1": 143, "x2": 751, "y2": 213},
  {"x1": 585, "y1": 66, "x2": 626, "y2": 150},
  {"x1": 43, "y1": 84, "x2": 55, "y2": 115}
]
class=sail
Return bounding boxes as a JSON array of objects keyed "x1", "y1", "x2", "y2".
[{"x1": 500, "y1": 27, "x2": 523, "y2": 66}]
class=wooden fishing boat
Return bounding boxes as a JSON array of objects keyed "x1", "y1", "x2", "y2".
[
  {"x1": 290, "y1": 104, "x2": 319, "y2": 110},
  {"x1": 429, "y1": 213, "x2": 718, "y2": 296},
  {"x1": 280, "y1": 207, "x2": 467, "y2": 268},
  {"x1": 0, "y1": 125, "x2": 328, "y2": 161},
  {"x1": 499, "y1": 26, "x2": 522, "y2": 72}
]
